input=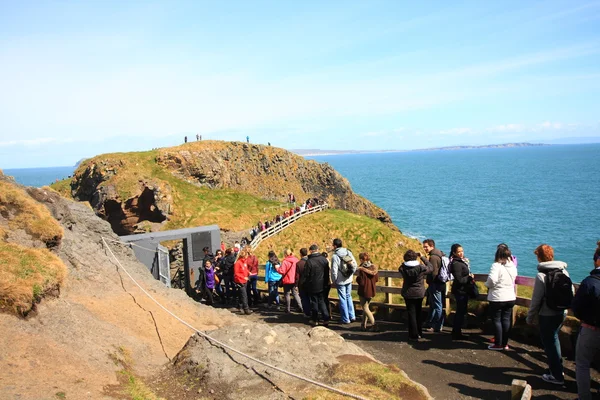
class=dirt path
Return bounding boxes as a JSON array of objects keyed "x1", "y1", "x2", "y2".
[{"x1": 233, "y1": 304, "x2": 600, "y2": 400}]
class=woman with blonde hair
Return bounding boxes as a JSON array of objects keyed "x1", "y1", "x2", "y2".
[{"x1": 356, "y1": 252, "x2": 379, "y2": 331}]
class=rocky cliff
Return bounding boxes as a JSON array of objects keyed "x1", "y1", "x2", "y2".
[{"x1": 62, "y1": 141, "x2": 394, "y2": 235}]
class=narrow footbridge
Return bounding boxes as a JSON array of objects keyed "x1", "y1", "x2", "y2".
[{"x1": 249, "y1": 203, "x2": 328, "y2": 250}]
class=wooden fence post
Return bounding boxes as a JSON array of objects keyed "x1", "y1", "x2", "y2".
[{"x1": 385, "y1": 276, "x2": 393, "y2": 319}]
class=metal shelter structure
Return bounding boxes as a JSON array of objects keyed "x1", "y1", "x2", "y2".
[{"x1": 120, "y1": 225, "x2": 220, "y2": 296}]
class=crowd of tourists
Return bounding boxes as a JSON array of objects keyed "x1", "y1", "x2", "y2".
[
  {"x1": 195, "y1": 238, "x2": 600, "y2": 399},
  {"x1": 249, "y1": 197, "x2": 324, "y2": 240}
]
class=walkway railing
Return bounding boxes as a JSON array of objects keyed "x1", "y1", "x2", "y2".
[{"x1": 249, "y1": 203, "x2": 329, "y2": 250}]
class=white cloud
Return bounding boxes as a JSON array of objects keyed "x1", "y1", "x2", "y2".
[{"x1": 439, "y1": 127, "x2": 473, "y2": 135}]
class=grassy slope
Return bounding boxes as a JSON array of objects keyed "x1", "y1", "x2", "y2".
[
  {"x1": 256, "y1": 209, "x2": 422, "y2": 270},
  {"x1": 0, "y1": 180, "x2": 67, "y2": 315}
]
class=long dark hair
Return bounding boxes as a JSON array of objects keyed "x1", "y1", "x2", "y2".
[
  {"x1": 450, "y1": 243, "x2": 462, "y2": 259},
  {"x1": 495, "y1": 243, "x2": 512, "y2": 265}
]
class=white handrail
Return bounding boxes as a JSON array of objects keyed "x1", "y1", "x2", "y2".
[{"x1": 250, "y1": 203, "x2": 328, "y2": 250}]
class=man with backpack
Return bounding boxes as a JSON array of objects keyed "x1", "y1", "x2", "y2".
[
  {"x1": 331, "y1": 238, "x2": 357, "y2": 324},
  {"x1": 423, "y1": 239, "x2": 448, "y2": 333},
  {"x1": 526, "y1": 244, "x2": 574, "y2": 385},
  {"x1": 572, "y1": 244, "x2": 600, "y2": 400}
]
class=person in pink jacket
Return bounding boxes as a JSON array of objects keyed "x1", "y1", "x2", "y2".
[{"x1": 276, "y1": 249, "x2": 304, "y2": 314}]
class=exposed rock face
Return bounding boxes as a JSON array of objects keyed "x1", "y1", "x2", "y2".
[
  {"x1": 70, "y1": 161, "x2": 172, "y2": 235},
  {"x1": 156, "y1": 141, "x2": 393, "y2": 227}
]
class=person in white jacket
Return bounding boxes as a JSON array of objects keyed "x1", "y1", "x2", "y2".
[
  {"x1": 331, "y1": 238, "x2": 357, "y2": 324},
  {"x1": 485, "y1": 244, "x2": 517, "y2": 350}
]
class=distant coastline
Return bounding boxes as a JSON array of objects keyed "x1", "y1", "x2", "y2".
[{"x1": 293, "y1": 142, "x2": 547, "y2": 156}]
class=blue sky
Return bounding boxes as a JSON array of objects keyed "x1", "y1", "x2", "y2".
[{"x1": 1, "y1": 1, "x2": 599, "y2": 168}]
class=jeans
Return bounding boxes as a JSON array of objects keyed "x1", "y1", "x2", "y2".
[
  {"x1": 236, "y1": 282, "x2": 249, "y2": 311},
  {"x1": 405, "y1": 297, "x2": 424, "y2": 339},
  {"x1": 453, "y1": 293, "x2": 469, "y2": 334},
  {"x1": 310, "y1": 292, "x2": 330, "y2": 322},
  {"x1": 336, "y1": 283, "x2": 356, "y2": 323},
  {"x1": 426, "y1": 284, "x2": 444, "y2": 331},
  {"x1": 283, "y1": 284, "x2": 303, "y2": 313},
  {"x1": 223, "y1": 275, "x2": 235, "y2": 301},
  {"x1": 576, "y1": 326, "x2": 600, "y2": 400},
  {"x1": 299, "y1": 291, "x2": 311, "y2": 316},
  {"x1": 247, "y1": 275, "x2": 259, "y2": 305},
  {"x1": 539, "y1": 313, "x2": 566, "y2": 380},
  {"x1": 267, "y1": 282, "x2": 280, "y2": 306},
  {"x1": 489, "y1": 300, "x2": 515, "y2": 347}
]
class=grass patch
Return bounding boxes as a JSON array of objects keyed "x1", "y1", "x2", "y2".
[
  {"x1": 306, "y1": 357, "x2": 429, "y2": 399},
  {"x1": 107, "y1": 347, "x2": 165, "y2": 400},
  {"x1": 256, "y1": 208, "x2": 422, "y2": 271},
  {"x1": 0, "y1": 241, "x2": 66, "y2": 315},
  {"x1": 0, "y1": 180, "x2": 63, "y2": 243}
]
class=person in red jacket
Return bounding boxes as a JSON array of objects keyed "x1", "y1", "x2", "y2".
[
  {"x1": 276, "y1": 248, "x2": 304, "y2": 314},
  {"x1": 234, "y1": 248, "x2": 253, "y2": 315},
  {"x1": 246, "y1": 250, "x2": 260, "y2": 306}
]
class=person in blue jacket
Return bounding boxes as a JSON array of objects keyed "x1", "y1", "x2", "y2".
[
  {"x1": 572, "y1": 241, "x2": 600, "y2": 400},
  {"x1": 265, "y1": 250, "x2": 282, "y2": 309}
]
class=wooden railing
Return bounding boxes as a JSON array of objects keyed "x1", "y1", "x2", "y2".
[
  {"x1": 249, "y1": 203, "x2": 329, "y2": 250},
  {"x1": 256, "y1": 269, "x2": 581, "y2": 314}
]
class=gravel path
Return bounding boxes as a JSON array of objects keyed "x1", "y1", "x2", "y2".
[{"x1": 234, "y1": 304, "x2": 600, "y2": 400}]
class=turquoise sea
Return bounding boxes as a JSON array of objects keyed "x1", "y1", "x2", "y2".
[
  {"x1": 4, "y1": 166, "x2": 74, "y2": 188},
  {"x1": 310, "y1": 144, "x2": 600, "y2": 283}
]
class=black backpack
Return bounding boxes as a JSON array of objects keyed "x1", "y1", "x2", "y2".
[{"x1": 544, "y1": 269, "x2": 573, "y2": 310}]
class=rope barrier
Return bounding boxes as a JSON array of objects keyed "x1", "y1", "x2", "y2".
[{"x1": 101, "y1": 237, "x2": 369, "y2": 400}]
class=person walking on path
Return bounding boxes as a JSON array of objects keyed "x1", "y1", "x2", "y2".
[
  {"x1": 485, "y1": 243, "x2": 518, "y2": 350},
  {"x1": 356, "y1": 252, "x2": 379, "y2": 331},
  {"x1": 246, "y1": 249, "x2": 260, "y2": 306},
  {"x1": 295, "y1": 248, "x2": 311, "y2": 316},
  {"x1": 302, "y1": 244, "x2": 331, "y2": 326},
  {"x1": 399, "y1": 250, "x2": 433, "y2": 341},
  {"x1": 423, "y1": 239, "x2": 446, "y2": 333},
  {"x1": 276, "y1": 249, "x2": 303, "y2": 313},
  {"x1": 265, "y1": 250, "x2": 282, "y2": 309},
  {"x1": 526, "y1": 244, "x2": 572, "y2": 385},
  {"x1": 202, "y1": 259, "x2": 216, "y2": 306},
  {"x1": 331, "y1": 238, "x2": 357, "y2": 324},
  {"x1": 572, "y1": 241, "x2": 600, "y2": 399},
  {"x1": 449, "y1": 243, "x2": 473, "y2": 340},
  {"x1": 233, "y1": 248, "x2": 252, "y2": 315}
]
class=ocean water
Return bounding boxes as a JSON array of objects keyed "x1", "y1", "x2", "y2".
[
  {"x1": 4, "y1": 166, "x2": 74, "y2": 188},
  {"x1": 309, "y1": 144, "x2": 600, "y2": 282}
]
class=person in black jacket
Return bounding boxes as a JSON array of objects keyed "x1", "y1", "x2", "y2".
[
  {"x1": 302, "y1": 244, "x2": 331, "y2": 326},
  {"x1": 399, "y1": 250, "x2": 433, "y2": 341},
  {"x1": 572, "y1": 242, "x2": 600, "y2": 400},
  {"x1": 220, "y1": 248, "x2": 237, "y2": 304},
  {"x1": 449, "y1": 243, "x2": 472, "y2": 340},
  {"x1": 423, "y1": 239, "x2": 446, "y2": 333}
]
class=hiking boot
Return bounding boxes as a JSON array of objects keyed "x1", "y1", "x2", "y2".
[
  {"x1": 488, "y1": 344, "x2": 504, "y2": 351},
  {"x1": 244, "y1": 309, "x2": 253, "y2": 315},
  {"x1": 542, "y1": 373, "x2": 564, "y2": 385},
  {"x1": 322, "y1": 321, "x2": 329, "y2": 328},
  {"x1": 310, "y1": 320, "x2": 318, "y2": 327}
]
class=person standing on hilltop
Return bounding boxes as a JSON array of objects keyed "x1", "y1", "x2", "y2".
[
  {"x1": 184, "y1": 135, "x2": 187, "y2": 143},
  {"x1": 302, "y1": 244, "x2": 331, "y2": 326},
  {"x1": 449, "y1": 243, "x2": 472, "y2": 340},
  {"x1": 357, "y1": 252, "x2": 379, "y2": 331},
  {"x1": 246, "y1": 135, "x2": 249, "y2": 143},
  {"x1": 233, "y1": 248, "x2": 252, "y2": 315},
  {"x1": 526, "y1": 244, "x2": 573, "y2": 385},
  {"x1": 485, "y1": 244, "x2": 517, "y2": 350},
  {"x1": 423, "y1": 239, "x2": 446, "y2": 333},
  {"x1": 399, "y1": 250, "x2": 433, "y2": 341},
  {"x1": 572, "y1": 241, "x2": 600, "y2": 400},
  {"x1": 331, "y1": 238, "x2": 358, "y2": 324},
  {"x1": 276, "y1": 248, "x2": 303, "y2": 314}
]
